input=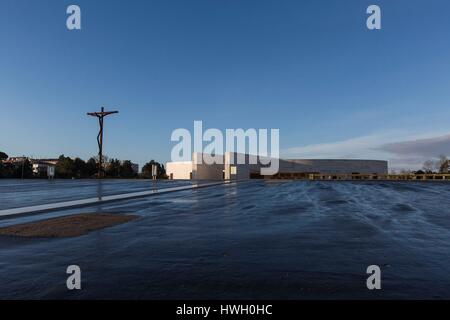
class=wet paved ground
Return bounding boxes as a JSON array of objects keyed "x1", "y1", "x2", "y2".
[
  {"x1": 0, "y1": 180, "x2": 229, "y2": 217},
  {"x1": 0, "y1": 179, "x2": 191, "y2": 210},
  {"x1": 1, "y1": 179, "x2": 450, "y2": 299}
]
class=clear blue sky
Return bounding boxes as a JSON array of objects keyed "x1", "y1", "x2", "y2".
[{"x1": 1, "y1": 0, "x2": 450, "y2": 170}]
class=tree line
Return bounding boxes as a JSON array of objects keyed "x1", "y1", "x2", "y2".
[
  {"x1": 0, "y1": 151, "x2": 166, "y2": 179},
  {"x1": 392, "y1": 155, "x2": 450, "y2": 174},
  {"x1": 0, "y1": 151, "x2": 34, "y2": 178},
  {"x1": 420, "y1": 155, "x2": 449, "y2": 174}
]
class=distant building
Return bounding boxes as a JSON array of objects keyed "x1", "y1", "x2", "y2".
[
  {"x1": 30, "y1": 159, "x2": 58, "y2": 176},
  {"x1": 4, "y1": 157, "x2": 28, "y2": 164},
  {"x1": 2, "y1": 157, "x2": 57, "y2": 178},
  {"x1": 166, "y1": 161, "x2": 193, "y2": 180},
  {"x1": 166, "y1": 152, "x2": 388, "y2": 180}
]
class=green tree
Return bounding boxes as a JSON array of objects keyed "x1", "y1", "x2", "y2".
[
  {"x1": 73, "y1": 157, "x2": 87, "y2": 178},
  {"x1": 13, "y1": 158, "x2": 33, "y2": 178},
  {"x1": 0, "y1": 151, "x2": 9, "y2": 178},
  {"x1": 142, "y1": 160, "x2": 166, "y2": 179},
  {"x1": 55, "y1": 155, "x2": 75, "y2": 178},
  {"x1": 0, "y1": 151, "x2": 6, "y2": 178},
  {"x1": 119, "y1": 160, "x2": 136, "y2": 178},
  {"x1": 0, "y1": 151, "x2": 8, "y2": 161},
  {"x1": 86, "y1": 157, "x2": 98, "y2": 177},
  {"x1": 106, "y1": 158, "x2": 121, "y2": 178},
  {"x1": 0, "y1": 161, "x2": 4, "y2": 178},
  {"x1": 0, "y1": 162, "x2": 14, "y2": 178}
]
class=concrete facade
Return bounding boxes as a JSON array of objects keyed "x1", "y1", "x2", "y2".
[
  {"x1": 166, "y1": 161, "x2": 193, "y2": 180},
  {"x1": 192, "y1": 153, "x2": 224, "y2": 180},
  {"x1": 166, "y1": 152, "x2": 388, "y2": 180},
  {"x1": 166, "y1": 153, "x2": 224, "y2": 180}
]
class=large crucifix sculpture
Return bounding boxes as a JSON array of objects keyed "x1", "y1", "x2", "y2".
[{"x1": 87, "y1": 107, "x2": 118, "y2": 178}]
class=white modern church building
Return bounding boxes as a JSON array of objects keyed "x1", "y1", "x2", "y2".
[{"x1": 166, "y1": 152, "x2": 388, "y2": 180}]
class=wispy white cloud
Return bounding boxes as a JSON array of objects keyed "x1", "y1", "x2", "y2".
[{"x1": 282, "y1": 130, "x2": 450, "y2": 170}]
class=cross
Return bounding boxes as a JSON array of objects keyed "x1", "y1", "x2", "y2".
[{"x1": 87, "y1": 107, "x2": 118, "y2": 178}]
